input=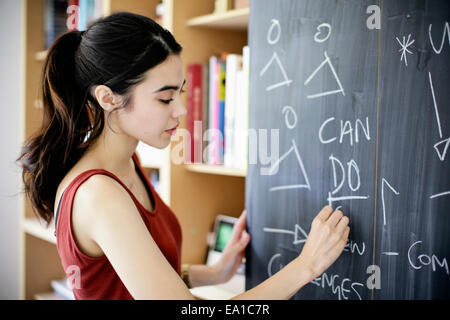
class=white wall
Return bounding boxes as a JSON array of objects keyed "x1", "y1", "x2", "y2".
[{"x1": 0, "y1": 0, "x2": 24, "y2": 299}]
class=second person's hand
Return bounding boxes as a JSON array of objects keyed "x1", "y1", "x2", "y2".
[{"x1": 214, "y1": 209, "x2": 250, "y2": 284}]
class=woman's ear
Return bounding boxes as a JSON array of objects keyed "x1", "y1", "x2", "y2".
[{"x1": 93, "y1": 85, "x2": 121, "y2": 112}]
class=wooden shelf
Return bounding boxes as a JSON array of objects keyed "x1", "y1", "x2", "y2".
[
  {"x1": 34, "y1": 292, "x2": 64, "y2": 300},
  {"x1": 186, "y1": 8, "x2": 249, "y2": 31},
  {"x1": 185, "y1": 164, "x2": 246, "y2": 177},
  {"x1": 22, "y1": 217, "x2": 56, "y2": 245}
]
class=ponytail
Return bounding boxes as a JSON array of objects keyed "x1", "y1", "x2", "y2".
[
  {"x1": 17, "y1": 12, "x2": 182, "y2": 225},
  {"x1": 18, "y1": 30, "x2": 103, "y2": 225}
]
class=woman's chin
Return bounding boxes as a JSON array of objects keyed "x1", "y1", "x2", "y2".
[{"x1": 139, "y1": 137, "x2": 170, "y2": 150}]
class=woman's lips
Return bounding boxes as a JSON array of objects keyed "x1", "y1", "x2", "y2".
[{"x1": 165, "y1": 125, "x2": 178, "y2": 136}]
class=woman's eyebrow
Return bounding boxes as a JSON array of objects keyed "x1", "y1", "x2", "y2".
[{"x1": 153, "y1": 79, "x2": 186, "y2": 93}]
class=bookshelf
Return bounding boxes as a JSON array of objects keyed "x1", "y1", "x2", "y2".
[
  {"x1": 22, "y1": 217, "x2": 56, "y2": 245},
  {"x1": 186, "y1": 7, "x2": 249, "y2": 30},
  {"x1": 21, "y1": 0, "x2": 248, "y2": 300},
  {"x1": 185, "y1": 164, "x2": 246, "y2": 177}
]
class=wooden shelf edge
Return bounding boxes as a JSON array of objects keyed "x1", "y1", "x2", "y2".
[
  {"x1": 22, "y1": 217, "x2": 56, "y2": 245},
  {"x1": 34, "y1": 292, "x2": 65, "y2": 300},
  {"x1": 185, "y1": 164, "x2": 246, "y2": 177},
  {"x1": 186, "y1": 7, "x2": 249, "y2": 30}
]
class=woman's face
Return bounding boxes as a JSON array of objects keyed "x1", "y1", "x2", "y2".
[{"x1": 115, "y1": 54, "x2": 187, "y2": 149}]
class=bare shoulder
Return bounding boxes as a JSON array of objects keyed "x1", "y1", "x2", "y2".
[
  {"x1": 75, "y1": 173, "x2": 129, "y2": 204},
  {"x1": 72, "y1": 173, "x2": 137, "y2": 232},
  {"x1": 70, "y1": 173, "x2": 138, "y2": 258}
]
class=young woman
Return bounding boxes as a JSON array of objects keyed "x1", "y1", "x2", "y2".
[{"x1": 18, "y1": 12, "x2": 350, "y2": 300}]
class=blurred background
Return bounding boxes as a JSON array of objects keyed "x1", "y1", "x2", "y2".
[{"x1": 0, "y1": 0, "x2": 24, "y2": 300}]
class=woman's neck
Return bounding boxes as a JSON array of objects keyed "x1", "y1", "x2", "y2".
[{"x1": 84, "y1": 124, "x2": 139, "y2": 183}]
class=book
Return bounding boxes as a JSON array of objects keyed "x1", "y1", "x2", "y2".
[
  {"x1": 232, "y1": 46, "x2": 249, "y2": 171},
  {"x1": 44, "y1": 0, "x2": 102, "y2": 49},
  {"x1": 50, "y1": 278, "x2": 75, "y2": 300},
  {"x1": 202, "y1": 62, "x2": 210, "y2": 164},
  {"x1": 208, "y1": 56, "x2": 219, "y2": 165},
  {"x1": 214, "y1": 0, "x2": 233, "y2": 14},
  {"x1": 224, "y1": 54, "x2": 243, "y2": 168},
  {"x1": 187, "y1": 64, "x2": 203, "y2": 163},
  {"x1": 234, "y1": 0, "x2": 249, "y2": 9},
  {"x1": 44, "y1": 0, "x2": 73, "y2": 48},
  {"x1": 218, "y1": 58, "x2": 226, "y2": 165},
  {"x1": 205, "y1": 48, "x2": 248, "y2": 169},
  {"x1": 78, "y1": 0, "x2": 96, "y2": 31}
]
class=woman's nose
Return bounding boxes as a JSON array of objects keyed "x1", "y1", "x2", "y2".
[{"x1": 173, "y1": 98, "x2": 187, "y2": 118}]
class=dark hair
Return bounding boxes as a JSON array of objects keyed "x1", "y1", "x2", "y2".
[{"x1": 17, "y1": 12, "x2": 182, "y2": 225}]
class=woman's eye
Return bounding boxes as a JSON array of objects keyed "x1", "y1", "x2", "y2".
[{"x1": 160, "y1": 98, "x2": 174, "y2": 104}]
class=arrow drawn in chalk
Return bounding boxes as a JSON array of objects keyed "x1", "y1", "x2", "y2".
[
  {"x1": 381, "y1": 178, "x2": 399, "y2": 226},
  {"x1": 429, "y1": 71, "x2": 450, "y2": 162},
  {"x1": 263, "y1": 224, "x2": 308, "y2": 245}
]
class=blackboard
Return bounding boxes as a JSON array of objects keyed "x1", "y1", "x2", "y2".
[{"x1": 245, "y1": 0, "x2": 450, "y2": 299}]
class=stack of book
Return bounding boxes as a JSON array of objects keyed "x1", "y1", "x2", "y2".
[
  {"x1": 50, "y1": 277, "x2": 75, "y2": 300},
  {"x1": 44, "y1": 0, "x2": 103, "y2": 49},
  {"x1": 186, "y1": 46, "x2": 250, "y2": 171}
]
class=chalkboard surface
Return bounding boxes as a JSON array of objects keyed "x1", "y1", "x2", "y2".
[{"x1": 245, "y1": 0, "x2": 450, "y2": 299}]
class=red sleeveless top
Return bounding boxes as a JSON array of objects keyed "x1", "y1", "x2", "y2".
[{"x1": 55, "y1": 153, "x2": 182, "y2": 300}]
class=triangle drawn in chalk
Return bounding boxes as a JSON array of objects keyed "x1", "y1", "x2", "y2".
[
  {"x1": 293, "y1": 224, "x2": 308, "y2": 245},
  {"x1": 268, "y1": 140, "x2": 311, "y2": 191},
  {"x1": 434, "y1": 137, "x2": 450, "y2": 161}
]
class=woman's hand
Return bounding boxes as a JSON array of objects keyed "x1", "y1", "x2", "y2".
[
  {"x1": 214, "y1": 210, "x2": 250, "y2": 283},
  {"x1": 297, "y1": 205, "x2": 350, "y2": 281}
]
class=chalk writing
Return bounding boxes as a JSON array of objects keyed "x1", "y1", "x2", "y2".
[
  {"x1": 263, "y1": 223, "x2": 308, "y2": 245},
  {"x1": 396, "y1": 34, "x2": 415, "y2": 67},
  {"x1": 268, "y1": 139, "x2": 311, "y2": 191},
  {"x1": 381, "y1": 178, "x2": 399, "y2": 226},
  {"x1": 304, "y1": 51, "x2": 345, "y2": 99},
  {"x1": 428, "y1": 22, "x2": 450, "y2": 54}
]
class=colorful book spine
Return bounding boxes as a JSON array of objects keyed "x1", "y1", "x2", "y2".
[
  {"x1": 44, "y1": 0, "x2": 104, "y2": 49},
  {"x1": 78, "y1": 0, "x2": 98, "y2": 31},
  {"x1": 208, "y1": 56, "x2": 219, "y2": 165},
  {"x1": 202, "y1": 62, "x2": 209, "y2": 164},
  {"x1": 50, "y1": 278, "x2": 75, "y2": 300},
  {"x1": 218, "y1": 58, "x2": 226, "y2": 165},
  {"x1": 224, "y1": 54, "x2": 243, "y2": 168},
  {"x1": 187, "y1": 64, "x2": 203, "y2": 163},
  {"x1": 231, "y1": 46, "x2": 249, "y2": 171}
]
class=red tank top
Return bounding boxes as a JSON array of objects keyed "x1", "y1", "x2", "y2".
[{"x1": 55, "y1": 153, "x2": 182, "y2": 300}]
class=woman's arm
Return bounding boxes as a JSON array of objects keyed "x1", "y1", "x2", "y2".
[
  {"x1": 187, "y1": 205, "x2": 349, "y2": 298},
  {"x1": 75, "y1": 175, "x2": 196, "y2": 300},
  {"x1": 188, "y1": 210, "x2": 250, "y2": 287},
  {"x1": 187, "y1": 264, "x2": 223, "y2": 287},
  {"x1": 77, "y1": 176, "x2": 348, "y2": 299},
  {"x1": 232, "y1": 205, "x2": 349, "y2": 299},
  {"x1": 232, "y1": 255, "x2": 313, "y2": 300}
]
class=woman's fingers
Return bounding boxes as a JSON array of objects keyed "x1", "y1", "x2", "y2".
[
  {"x1": 316, "y1": 205, "x2": 334, "y2": 222},
  {"x1": 327, "y1": 209, "x2": 344, "y2": 226},
  {"x1": 335, "y1": 215, "x2": 350, "y2": 233},
  {"x1": 229, "y1": 210, "x2": 247, "y2": 243}
]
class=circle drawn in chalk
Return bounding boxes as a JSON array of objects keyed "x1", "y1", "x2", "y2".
[
  {"x1": 267, "y1": 253, "x2": 284, "y2": 277},
  {"x1": 267, "y1": 19, "x2": 281, "y2": 45},
  {"x1": 314, "y1": 23, "x2": 332, "y2": 43},
  {"x1": 282, "y1": 105, "x2": 298, "y2": 129}
]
